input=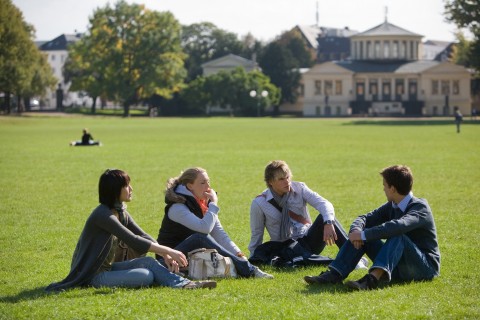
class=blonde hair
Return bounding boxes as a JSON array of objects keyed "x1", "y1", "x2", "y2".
[
  {"x1": 264, "y1": 160, "x2": 292, "y2": 187},
  {"x1": 165, "y1": 167, "x2": 207, "y2": 191}
]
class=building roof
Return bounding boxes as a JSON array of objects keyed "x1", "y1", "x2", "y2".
[
  {"x1": 296, "y1": 25, "x2": 358, "y2": 49},
  {"x1": 39, "y1": 34, "x2": 82, "y2": 51},
  {"x1": 201, "y1": 53, "x2": 257, "y2": 68},
  {"x1": 352, "y1": 20, "x2": 423, "y2": 38},
  {"x1": 335, "y1": 60, "x2": 439, "y2": 73}
]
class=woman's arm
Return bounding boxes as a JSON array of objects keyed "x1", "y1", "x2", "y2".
[{"x1": 168, "y1": 203, "x2": 218, "y2": 234}]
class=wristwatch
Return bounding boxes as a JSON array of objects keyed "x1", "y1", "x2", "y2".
[{"x1": 324, "y1": 220, "x2": 334, "y2": 225}]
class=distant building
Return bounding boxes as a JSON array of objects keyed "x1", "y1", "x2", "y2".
[
  {"x1": 301, "y1": 19, "x2": 471, "y2": 117},
  {"x1": 201, "y1": 54, "x2": 258, "y2": 76},
  {"x1": 38, "y1": 34, "x2": 91, "y2": 109}
]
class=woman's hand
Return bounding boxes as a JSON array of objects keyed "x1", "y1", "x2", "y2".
[
  {"x1": 162, "y1": 254, "x2": 180, "y2": 273},
  {"x1": 205, "y1": 188, "x2": 218, "y2": 205},
  {"x1": 150, "y1": 243, "x2": 188, "y2": 272}
]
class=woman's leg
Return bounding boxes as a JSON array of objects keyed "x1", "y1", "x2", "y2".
[
  {"x1": 91, "y1": 256, "x2": 190, "y2": 288},
  {"x1": 174, "y1": 233, "x2": 255, "y2": 277}
]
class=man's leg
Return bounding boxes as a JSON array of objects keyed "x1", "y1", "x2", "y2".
[
  {"x1": 346, "y1": 235, "x2": 437, "y2": 290},
  {"x1": 302, "y1": 215, "x2": 348, "y2": 254}
]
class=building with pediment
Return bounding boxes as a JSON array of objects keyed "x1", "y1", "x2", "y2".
[{"x1": 301, "y1": 19, "x2": 471, "y2": 117}]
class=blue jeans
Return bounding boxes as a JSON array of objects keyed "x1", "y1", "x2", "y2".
[
  {"x1": 90, "y1": 256, "x2": 190, "y2": 288},
  {"x1": 329, "y1": 235, "x2": 438, "y2": 282},
  {"x1": 172, "y1": 233, "x2": 255, "y2": 277}
]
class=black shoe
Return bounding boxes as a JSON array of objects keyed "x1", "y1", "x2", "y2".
[
  {"x1": 182, "y1": 280, "x2": 217, "y2": 289},
  {"x1": 345, "y1": 274, "x2": 378, "y2": 290},
  {"x1": 304, "y1": 270, "x2": 343, "y2": 285}
]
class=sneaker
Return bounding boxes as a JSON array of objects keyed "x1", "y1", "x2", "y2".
[
  {"x1": 345, "y1": 273, "x2": 378, "y2": 290},
  {"x1": 355, "y1": 257, "x2": 369, "y2": 270},
  {"x1": 253, "y1": 267, "x2": 274, "y2": 279},
  {"x1": 304, "y1": 270, "x2": 343, "y2": 285},
  {"x1": 182, "y1": 280, "x2": 217, "y2": 289}
]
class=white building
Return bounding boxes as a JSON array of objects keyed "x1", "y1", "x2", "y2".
[{"x1": 38, "y1": 34, "x2": 91, "y2": 109}]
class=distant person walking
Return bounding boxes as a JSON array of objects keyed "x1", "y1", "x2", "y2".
[
  {"x1": 70, "y1": 128, "x2": 101, "y2": 146},
  {"x1": 454, "y1": 108, "x2": 463, "y2": 133}
]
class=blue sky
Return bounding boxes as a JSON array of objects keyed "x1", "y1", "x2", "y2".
[{"x1": 13, "y1": 0, "x2": 460, "y2": 42}]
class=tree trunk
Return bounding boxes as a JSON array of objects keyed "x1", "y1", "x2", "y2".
[
  {"x1": 5, "y1": 92, "x2": 11, "y2": 114},
  {"x1": 123, "y1": 103, "x2": 130, "y2": 117},
  {"x1": 91, "y1": 96, "x2": 97, "y2": 114},
  {"x1": 24, "y1": 96, "x2": 31, "y2": 111},
  {"x1": 16, "y1": 95, "x2": 24, "y2": 114}
]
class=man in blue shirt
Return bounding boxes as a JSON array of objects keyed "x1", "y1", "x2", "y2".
[{"x1": 304, "y1": 165, "x2": 440, "y2": 290}]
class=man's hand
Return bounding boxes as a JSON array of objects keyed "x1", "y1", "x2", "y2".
[
  {"x1": 323, "y1": 224, "x2": 337, "y2": 246},
  {"x1": 348, "y1": 230, "x2": 364, "y2": 249}
]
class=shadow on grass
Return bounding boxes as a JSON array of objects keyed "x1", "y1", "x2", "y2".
[
  {"x1": 0, "y1": 286, "x2": 119, "y2": 304},
  {"x1": 344, "y1": 119, "x2": 479, "y2": 126},
  {"x1": 0, "y1": 287, "x2": 47, "y2": 303}
]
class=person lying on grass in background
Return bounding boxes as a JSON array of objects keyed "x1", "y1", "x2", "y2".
[
  {"x1": 304, "y1": 165, "x2": 440, "y2": 290},
  {"x1": 156, "y1": 167, "x2": 273, "y2": 279},
  {"x1": 46, "y1": 169, "x2": 216, "y2": 292},
  {"x1": 248, "y1": 160, "x2": 368, "y2": 268}
]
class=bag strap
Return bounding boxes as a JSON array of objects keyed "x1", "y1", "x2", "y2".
[
  {"x1": 268, "y1": 198, "x2": 311, "y2": 225},
  {"x1": 224, "y1": 257, "x2": 231, "y2": 276}
]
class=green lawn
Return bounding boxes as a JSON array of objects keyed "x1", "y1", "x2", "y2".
[{"x1": 0, "y1": 115, "x2": 479, "y2": 319}]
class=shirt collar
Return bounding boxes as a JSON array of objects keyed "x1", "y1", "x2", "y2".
[{"x1": 392, "y1": 192, "x2": 413, "y2": 212}]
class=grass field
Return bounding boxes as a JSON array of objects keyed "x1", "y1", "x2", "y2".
[{"x1": 0, "y1": 115, "x2": 479, "y2": 319}]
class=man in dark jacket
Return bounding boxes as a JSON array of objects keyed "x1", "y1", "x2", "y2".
[{"x1": 304, "y1": 165, "x2": 440, "y2": 290}]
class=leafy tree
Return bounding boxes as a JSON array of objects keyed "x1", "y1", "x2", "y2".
[
  {"x1": 259, "y1": 42, "x2": 301, "y2": 105},
  {"x1": 181, "y1": 67, "x2": 280, "y2": 116},
  {"x1": 445, "y1": 0, "x2": 480, "y2": 74},
  {"x1": 181, "y1": 22, "x2": 247, "y2": 81},
  {"x1": 450, "y1": 31, "x2": 472, "y2": 67},
  {"x1": 0, "y1": 0, "x2": 55, "y2": 113},
  {"x1": 72, "y1": 0, "x2": 186, "y2": 117},
  {"x1": 259, "y1": 30, "x2": 314, "y2": 107}
]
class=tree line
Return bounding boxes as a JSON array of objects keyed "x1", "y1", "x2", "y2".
[{"x1": 1, "y1": 0, "x2": 479, "y2": 116}]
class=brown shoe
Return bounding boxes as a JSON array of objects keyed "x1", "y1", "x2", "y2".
[{"x1": 183, "y1": 281, "x2": 217, "y2": 289}]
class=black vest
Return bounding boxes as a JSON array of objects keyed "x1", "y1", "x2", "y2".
[{"x1": 157, "y1": 194, "x2": 204, "y2": 249}]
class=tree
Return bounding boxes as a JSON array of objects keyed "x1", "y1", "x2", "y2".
[
  {"x1": 259, "y1": 30, "x2": 314, "y2": 107},
  {"x1": 180, "y1": 67, "x2": 280, "y2": 116},
  {"x1": 72, "y1": 0, "x2": 186, "y2": 117},
  {"x1": 450, "y1": 31, "x2": 472, "y2": 67},
  {"x1": 0, "y1": 0, "x2": 55, "y2": 113},
  {"x1": 445, "y1": 0, "x2": 480, "y2": 74},
  {"x1": 181, "y1": 22, "x2": 247, "y2": 82}
]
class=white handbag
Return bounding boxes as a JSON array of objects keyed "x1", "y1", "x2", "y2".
[{"x1": 187, "y1": 248, "x2": 237, "y2": 280}]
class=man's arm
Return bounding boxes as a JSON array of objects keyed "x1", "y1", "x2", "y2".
[{"x1": 248, "y1": 200, "x2": 266, "y2": 256}]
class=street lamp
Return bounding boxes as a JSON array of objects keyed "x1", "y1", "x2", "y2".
[{"x1": 249, "y1": 90, "x2": 268, "y2": 117}]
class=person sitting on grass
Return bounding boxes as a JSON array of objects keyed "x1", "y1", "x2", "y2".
[
  {"x1": 248, "y1": 160, "x2": 368, "y2": 269},
  {"x1": 45, "y1": 169, "x2": 216, "y2": 292},
  {"x1": 156, "y1": 167, "x2": 273, "y2": 279},
  {"x1": 304, "y1": 165, "x2": 440, "y2": 290},
  {"x1": 70, "y1": 128, "x2": 101, "y2": 146}
]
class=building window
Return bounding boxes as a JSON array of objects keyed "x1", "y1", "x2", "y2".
[
  {"x1": 315, "y1": 81, "x2": 322, "y2": 95},
  {"x1": 383, "y1": 41, "x2": 390, "y2": 58},
  {"x1": 325, "y1": 80, "x2": 332, "y2": 95},
  {"x1": 432, "y1": 80, "x2": 439, "y2": 95},
  {"x1": 51, "y1": 54, "x2": 55, "y2": 61},
  {"x1": 336, "y1": 106, "x2": 341, "y2": 115},
  {"x1": 335, "y1": 80, "x2": 342, "y2": 95},
  {"x1": 396, "y1": 79, "x2": 404, "y2": 95},
  {"x1": 392, "y1": 41, "x2": 399, "y2": 58},
  {"x1": 375, "y1": 41, "x2": 381, "y2": 59},
  {"x1": 383, "y1": 79, "x2": 391, "y2": 95},
  {"x1": 441, "y1": 80, "x2": 450, "y2": 95},
  {"x1": 452, "y1": 80, "x2": 460, "y2": 95},
  {"x1": 369, "y1": 80, "x2": 378, "y2": 95}
]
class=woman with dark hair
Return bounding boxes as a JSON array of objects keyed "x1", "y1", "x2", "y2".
[
  {"x1": 157, "y1": 167, "x2": 273, "y2": 279},
  {"x1": 46, "y1": 169, "x2": 216, "y2": 292}
]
